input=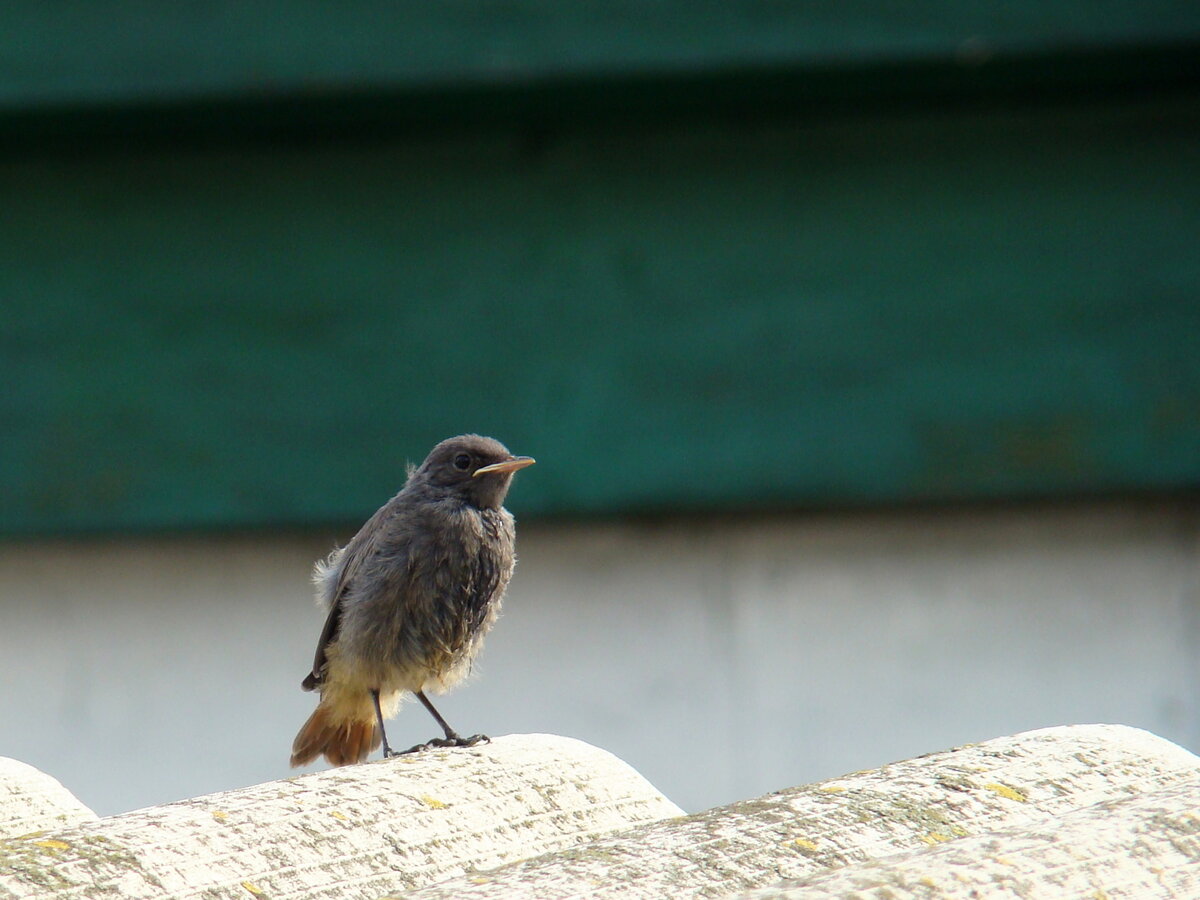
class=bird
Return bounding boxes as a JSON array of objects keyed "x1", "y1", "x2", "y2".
[{"x1": 290, "y1": 434, "x2": 535, "y2": 767}]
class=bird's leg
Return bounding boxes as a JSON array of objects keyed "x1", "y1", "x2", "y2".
[
  {"x1": 416, "y1": 690, "x2": 460, "y2": 740},
  {"x1": 400, "y1": 690, "x2": 490, "y2": 754},
  {"x1": 370, "y1": 689, "x2": 398, "y2": 759}
]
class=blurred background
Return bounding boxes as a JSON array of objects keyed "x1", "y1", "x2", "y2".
[{"x1": 2, "y1": 4, "x2": 1199, "y2": 817}]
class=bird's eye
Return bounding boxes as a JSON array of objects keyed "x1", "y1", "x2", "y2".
[{"x1": 453, "y1": 453, "x2": 472, "y2": 471}]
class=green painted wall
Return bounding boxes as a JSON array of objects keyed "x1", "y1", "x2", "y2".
[
  {"x1": 4, "y1": 3, "x2": 1195, "y2": 110},
  {"x1": 2, "y1": 5, "x2": 1198, "y2": 535}
]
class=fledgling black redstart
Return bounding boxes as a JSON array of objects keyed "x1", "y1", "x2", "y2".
[{"x1": 290, "y1": 434, "x2": 535, "y2": 767}]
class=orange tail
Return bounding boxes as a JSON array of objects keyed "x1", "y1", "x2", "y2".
[{"x1": 290, "y1": 704, "x2": 381, "y2": 768}]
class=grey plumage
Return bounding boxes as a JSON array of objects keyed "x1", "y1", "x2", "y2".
[{"x1": 290, "y1": 434, "x2": 534, "y2": 767}]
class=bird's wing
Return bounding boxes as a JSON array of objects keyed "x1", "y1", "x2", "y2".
[
  {"x1": 302, "y1": 502, "x2": 396, "y2": 691},
  {"x1": 302, "y1": 598, "x2": 343, "y2": 691}
]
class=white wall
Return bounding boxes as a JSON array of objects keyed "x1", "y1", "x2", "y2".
[{"x1": 1, "y1": 501, "x2": 1196, "y2": 816}]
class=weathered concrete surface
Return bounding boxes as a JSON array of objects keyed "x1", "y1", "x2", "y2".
[
  {"x1": 5, "y1": 725, "x2": 1198, "y2": 900},
  {"x1": 0, "y1": 758, "x2": 96, "y2": 840},
  {"x1": 737, "y1": 779, "x2": 1200, "y2": 899},
  {"x1": 397, "y1": 725, "x2": 1200, "y2": 899},
  {"x1": 0, "y1": 734, "x2": 682, "y2": 900}
]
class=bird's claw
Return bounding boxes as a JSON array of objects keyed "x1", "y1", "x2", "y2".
[
  {"x1": 399, "y1": 733, "x2": 490, "y2": 755},
  {"x1": 454, "y1": 733, "x2": 491, "y2": 748}
]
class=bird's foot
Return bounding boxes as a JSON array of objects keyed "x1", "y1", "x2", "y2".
[
  {"x1": 400, "y1": 733, "x2": 490, "y2": 754},
  {"x1": 445, "y1": 733, "x2": 490, "y2": 748}
]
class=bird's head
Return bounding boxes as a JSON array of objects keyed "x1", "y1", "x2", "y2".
[{"x1": 415, "y1": 434, "x2": 535, "y2": 509}]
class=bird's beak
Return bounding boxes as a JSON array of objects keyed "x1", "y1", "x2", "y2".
[{"x1": 474, "y1": 456, "x2": 536, "y2": 477}]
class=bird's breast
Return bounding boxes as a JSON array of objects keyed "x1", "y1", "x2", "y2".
[{"x1": 384, "y1": 505, "x2": 514, "y2": 674}]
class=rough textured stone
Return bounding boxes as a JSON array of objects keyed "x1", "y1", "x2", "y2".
[
  {"x1": 0, "y1": 734, "x2": 682, "y2": 900},
  {"x1": 6, "y1": 725, "x2": 1198, "y2": 900},
  {"x1": 399, "y1": 725, "x2": 1200, "y2": 899},
  {"x1": 0, "y1": 758, "x2": 96, "y2": 840},
  {"x1": 738, "y1": 779, "x2": 1200, "y2": 899}
]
